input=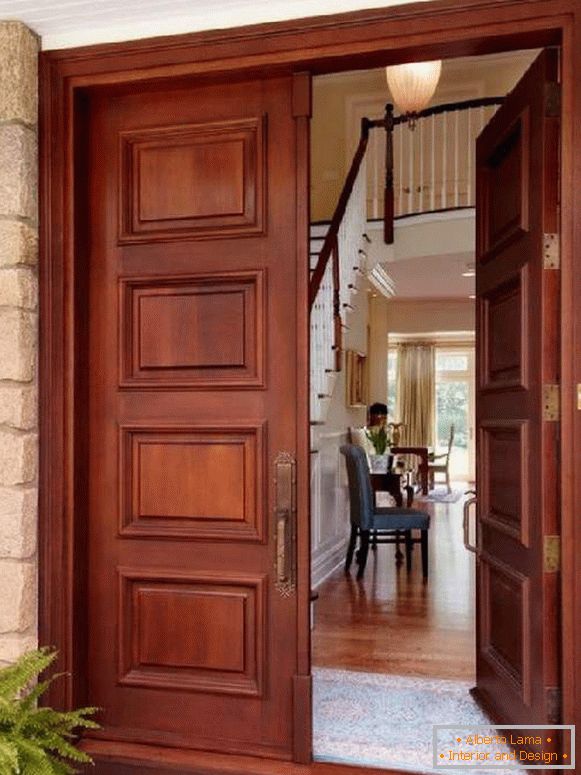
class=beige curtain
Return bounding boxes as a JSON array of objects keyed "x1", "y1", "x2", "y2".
[{"x1": 395, "y1": 343, "x2": 435, "y2": 447}]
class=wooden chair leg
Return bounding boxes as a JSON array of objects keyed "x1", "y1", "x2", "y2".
[
  {"x1": 446, "y1": 469, "x2": 451, "y2": 494},
  {"x1": 356, "y1": 530, "x2": 370, "y2": 580},
  {"x1": 421, "y1": 529, "x2": 429, "y2": 579},
  {"x1": 395, "y1": 530, "x2": 404, "y2": 561},
  {"x1": 345, "y1": 524, "x2": 358, "y2": 572},
  {"x1": 405, "y1": 530, "x2": 412, "y2": 573}
]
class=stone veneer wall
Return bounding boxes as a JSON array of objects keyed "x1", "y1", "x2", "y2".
[{"x1": 0, "y1": 22, "x2": 39, "y2": 664}]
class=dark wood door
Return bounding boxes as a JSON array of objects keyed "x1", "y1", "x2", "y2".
[
  {"x1": 84, "y1": 74, "x2": 308, "y2": 762},
  {"x1": 475, "y1": 49, "x2": 560, "y2": 724}
]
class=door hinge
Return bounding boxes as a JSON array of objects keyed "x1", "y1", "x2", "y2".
[
  {"x1": 544, "y1": 536, "x2": 561, "y2": 573},
  {"x1": 543, "y1": 233, "x2": 560, "y2": 269},
  {"x1": 543, "y1": 384, "x2": 560, "y2": 420},
  {"x1": 577, "y1": 384, "x2": 581, "y2": 411},
  {"x1": 545, "y1": 82, "x2": 561, "y2": 117},
  {"x1": 546, "y1": 686, "x2": 562, "y2": 725}
]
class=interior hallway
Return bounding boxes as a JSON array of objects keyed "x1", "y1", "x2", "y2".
[{"x1": 312, "y1": 492, "x2": 475, "y2": 682}]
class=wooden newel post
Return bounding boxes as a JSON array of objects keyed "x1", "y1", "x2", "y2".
[{"x1": 383, "y1": 102, "x2": 395, "y2": 245}]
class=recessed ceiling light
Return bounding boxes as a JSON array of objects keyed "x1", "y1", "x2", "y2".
[
  {"x1": 468, "y1": 294, "x2": 476, "y2": 299},
  {"x1": 462, "y1": 270, "x2": 476, "y2": 277}
]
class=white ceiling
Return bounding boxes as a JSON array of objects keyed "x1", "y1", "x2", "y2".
[
  {"x1": 387, "y1": 252, "x2": 475, "y2": 300},
  {"x1": 1, "y1": 0, "x2": 433, "y2": 50}
]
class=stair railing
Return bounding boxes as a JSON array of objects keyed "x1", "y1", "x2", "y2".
[
  {"x1": 309, "y1": 117, "x2": 373, "y2": 311},
  {"x1": 309, "y1": 96, "x2": 505, "y2": 422},
  {"x1": 369, "y1": 97, "x2": 505, "y2": 226}
]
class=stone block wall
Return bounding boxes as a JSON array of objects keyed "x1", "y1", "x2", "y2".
[{"x1": 0, "y1": 22, "x2": 39, "y2": 664}]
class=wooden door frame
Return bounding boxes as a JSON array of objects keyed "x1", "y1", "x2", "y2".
[{"x1": 39, "y1": 0, "x2": 581, "y2": 771}]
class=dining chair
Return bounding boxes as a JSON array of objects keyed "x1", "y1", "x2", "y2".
[
  {"x1": 340, "y1": 444, "x2": 430, "y2": 580},
  {"x1": 428, "y1": 423, "x2": 455, "y2": 493}
]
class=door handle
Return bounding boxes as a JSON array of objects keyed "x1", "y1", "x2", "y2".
[
  {"x1": 274, "y1": 452, "x2": 297, "y2": 597},
  {"x1": 463, "y1": 495, "x2": 478, "y2": 554}
]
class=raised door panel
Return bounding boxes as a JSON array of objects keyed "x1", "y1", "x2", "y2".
[
  {"x1": 477, "y1": 110, "x2": 529, "y2": 261},
  {"x1": 119, "y1": 271, "x2": 265, "y2": 389},
  {"x1": 119, "y1": 424, "x2": 265, "y2": 541},
  {"x1": 480, "y1": 557, "x2": 530, "y2": 704},
  {"x1": 479, "y1": 268, "x2": 528, "y2": 391},
  {"x1": 119, "y1": 117, "x2": 265, "y2": 242},
  {"x1": 118, "y1": 570, "x2": 266, "y2": 696},
  {"x1": 479, "y1": 421, "x2": 529, "y2": 546}
]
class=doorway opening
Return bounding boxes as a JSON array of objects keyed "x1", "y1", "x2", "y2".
[{"x1": 309, "y1": 46, "x2": 560, "y2": 772}]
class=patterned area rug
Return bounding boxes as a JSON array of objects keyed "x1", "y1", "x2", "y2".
[
  {"x1": 313, "y1": 668, "x2": 521, "y2": 773},
  {"x1": 416, "y1": 488, "x2": 463, "y2": 504}
]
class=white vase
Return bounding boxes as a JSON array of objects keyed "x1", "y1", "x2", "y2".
[{"x1": 369, "y1": 454, "x2": 389, "y2": 474}]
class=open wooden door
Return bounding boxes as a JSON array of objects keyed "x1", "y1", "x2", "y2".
[
  {"x1": 474, "y1": 49, "x2": 560, "y2": 724},
  {"x1": 80, "y1": 71, "x2": 311, "y2": 767}
]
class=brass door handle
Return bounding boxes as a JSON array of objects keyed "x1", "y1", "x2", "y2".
[
  {"x1": 274, "y1": 452, "x2": 296, "y2": 597},
  {"x1": 463, "y1": 495, "x2": 478, "y2": 554}
]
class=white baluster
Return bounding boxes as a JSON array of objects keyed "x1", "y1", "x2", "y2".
[
  {"x1": 430, "y1": 113, "x2": 436, "y2": 212},
  {"x1": 454, "y1": 110, "x2": 459, "y2": 208},
  {"x1": 398, "y1": 124, "x2": 404, "y2": 217},
  {"x1": 467, "y1": 108, "x2": 472, "y2": 206},
  {"x1": 408, "y1": 126, "x2": 414, "y2": 214},
  {"x1": 419, "y1": 118, "x2": 424, "y2": 213},
  {"x1": 373, "y1": 130, "x2": 379, "y2": 220},
  {"x1": 441, "y1": 112, "x2": 447, "y2": 210}
]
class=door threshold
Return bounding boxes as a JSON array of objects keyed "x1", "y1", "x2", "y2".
[{"x1": 83, "y1": 740, "x2": 409, "y2": 775}]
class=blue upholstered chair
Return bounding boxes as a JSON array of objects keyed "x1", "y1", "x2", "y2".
[{"x1": 340, "y1": 444, "x2": 430, "y2": 580}]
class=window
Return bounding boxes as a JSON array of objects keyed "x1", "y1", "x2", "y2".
[
  {"x1": 434, "y1": 348, "x2": 475, "y2": 480},
  {"x1": 387, "y1": 341, "x2": 475, "y2": 480}
]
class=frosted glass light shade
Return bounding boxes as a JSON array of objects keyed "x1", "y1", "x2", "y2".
[{"x1": 385, "y1": 60, "x2": 442, "y2": 115}]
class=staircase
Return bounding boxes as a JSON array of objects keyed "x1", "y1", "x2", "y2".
[
  {"x1": 309, "y1": 147, "x2": 369, "y2": 427},
  {"x1": 308, "y1": 97, "x2": 503, "y2": 430}
]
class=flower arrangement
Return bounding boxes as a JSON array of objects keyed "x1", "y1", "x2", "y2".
[{"x1": 365, "y1": 425, "x2": 391, "y2": 455}]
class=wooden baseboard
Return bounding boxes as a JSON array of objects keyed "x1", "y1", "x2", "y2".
[
  {"x1": 83, "y1": 740, "x2": 405, "y2": 775},
  {"x1": 311, "y1": 538, "x2": 347, "y2": 588}
]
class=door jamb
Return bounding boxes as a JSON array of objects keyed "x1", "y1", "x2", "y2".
[{"x1": 39, "y1": 0, "x2": 581, "y2": 769}]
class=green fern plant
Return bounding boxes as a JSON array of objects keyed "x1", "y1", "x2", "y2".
[{"x1": 0, "y1": 648, "x2": 99, "y2": 774}]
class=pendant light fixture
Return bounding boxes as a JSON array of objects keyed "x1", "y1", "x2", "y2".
[{"x1": 385, "y1": 60, "x2": 442, "y2": 127}]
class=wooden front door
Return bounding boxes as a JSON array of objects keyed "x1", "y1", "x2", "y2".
[
  {"x1": 475, "y1": 49, "x2": 560, "y2": 724},
  {"x1": 83, "y1": 73, "x2": 308, "y2": 762}
]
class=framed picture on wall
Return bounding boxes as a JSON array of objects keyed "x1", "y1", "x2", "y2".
[{"x1": 345, "y1": 350, "x2": 368, "y2": 407}]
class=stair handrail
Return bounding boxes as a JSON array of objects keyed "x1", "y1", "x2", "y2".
[{"x1": 309, "y1": 117, "x2": 372, "y2": 309}]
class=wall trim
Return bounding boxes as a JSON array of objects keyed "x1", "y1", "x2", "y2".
[{"x1": 312, "y1": 538, "x2": 349, "y2": 589}]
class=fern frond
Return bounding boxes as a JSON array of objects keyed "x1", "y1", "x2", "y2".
[
  {"x1": 0, "y1": 737, "x2": 19, "y2": 772},
  {"x1": 0, "y1": 649, "x2": 100, "y2": 775},
  {"x1": 0, "y1": 649, "x2": 56, "y2": 701}
]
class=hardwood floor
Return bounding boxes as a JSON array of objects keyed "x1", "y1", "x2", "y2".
[{"x1": 312, "y1": 492, "x2": 475, "y2": 682}]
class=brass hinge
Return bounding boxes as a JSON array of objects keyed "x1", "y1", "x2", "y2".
[
  {"x1": 546, "y1": 686, "x2": 562, "y2": 724},
  {"x1": 543, "y1": 384, "x2": 559, "y2": 420},
  {"x1": 543, "y1": 233, "x2": 560, "y2": 269},
  {"x1": 545, "y1": 82, "x2": 561, "y2": 117},
  {"x1": 544, "y1": 536, "x2": 561, "y2": 573},
  {"x1": 577, "y1": 384, "x2": 581, "y2": 411}
]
